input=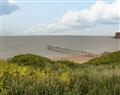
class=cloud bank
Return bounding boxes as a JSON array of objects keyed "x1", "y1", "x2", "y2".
[
  {"x1": 25, "y1": 0, "x2": 120, "y2": 35},
  {"x1": 0, "y1": 0, "x2": 18, "y2": 15}
]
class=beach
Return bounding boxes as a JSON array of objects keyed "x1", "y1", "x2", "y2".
[{"x1": 51, "y1": 54, "x2": 96, "y2": 63}]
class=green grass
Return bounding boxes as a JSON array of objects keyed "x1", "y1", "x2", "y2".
[{"x1": 0, "y1": 51, "x2": 120, "y2": 95}]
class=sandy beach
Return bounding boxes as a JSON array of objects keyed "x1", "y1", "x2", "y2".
[{"x1": 51, "y1": 53, "x2": 98, "y2": 63}]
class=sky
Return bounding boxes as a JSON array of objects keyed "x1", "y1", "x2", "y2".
[{"x1": 0, "y1": 0, "x2": 120, "y2": 36}]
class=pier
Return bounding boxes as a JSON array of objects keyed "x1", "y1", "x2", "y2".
[{"x1": 47, "y1": 45, "x2": 97, "y2": 57}]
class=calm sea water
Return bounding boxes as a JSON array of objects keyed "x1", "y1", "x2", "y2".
[{"x1": 0, "y1": 36, "x2": 120, "y2": 58}]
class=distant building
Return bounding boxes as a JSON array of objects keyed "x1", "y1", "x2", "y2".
[{"x1": 115, "y1": 32, "x2": 120, "y2": 39}]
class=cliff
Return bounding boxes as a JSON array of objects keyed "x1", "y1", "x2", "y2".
[{"x1": 115, "y1": 32, "x2": 120, "y2": 39}]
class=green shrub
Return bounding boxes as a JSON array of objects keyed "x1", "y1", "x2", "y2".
[
  {"x1": 8, "y1": 54, "x2": 52, "y2": 68},
  {"x1": 0, "y1": 51, "x2": 120, "y2": 95},
  {"x1": 86, "y1": 51, "x2": 120, "y2": 65}
]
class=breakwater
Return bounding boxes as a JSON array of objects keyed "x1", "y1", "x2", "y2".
[{"x1": 47, "y1": 45, "x2": 97, "y2": 57}]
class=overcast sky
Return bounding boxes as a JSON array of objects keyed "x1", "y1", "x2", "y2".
[{"x1": 0, "y1": 0, "x2": 120, "y2": 36}]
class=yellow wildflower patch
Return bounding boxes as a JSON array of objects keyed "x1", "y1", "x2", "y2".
[{"x1": 59, "y1": 71, "x2": 71, "y2": 86}]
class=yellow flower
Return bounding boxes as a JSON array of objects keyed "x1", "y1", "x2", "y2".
[
  {"x1": 59, "y1": 72, "x2": 70, "y2": 86},
  {"x1": 19, "y1": 67, "x2": 29, "y2": 77}
]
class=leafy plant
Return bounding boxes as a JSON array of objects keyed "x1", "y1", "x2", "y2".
[{"x1": 0, "y1": 51, "x2": 120, "y2": 95}]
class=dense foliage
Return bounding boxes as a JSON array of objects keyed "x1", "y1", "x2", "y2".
[
  {"x1": 8, "y1": 54, "x2": 52, "y2": 68},
  {"x1": 87, "y1": 51, "x2": 120, "y2": 65},
  {"x1": 0, "y1": 51, "x2": 120, "y2": 95}
]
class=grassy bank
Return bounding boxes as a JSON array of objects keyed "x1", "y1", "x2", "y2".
[{"x1": 0, "y1": 51, "x2": 120, "y2": 95}]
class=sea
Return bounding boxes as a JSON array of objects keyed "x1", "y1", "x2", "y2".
[{"x1": 0, "y1": 36, "x2": 120, "y2": 58}]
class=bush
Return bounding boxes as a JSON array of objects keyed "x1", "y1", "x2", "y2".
[
  {"x1": 86, "y1": 51, "x2": 120, "y2": 65},
  {"x1": 8, "y1": 54, "x2": 52, "y2": 68},
  {"x1": 0, "y1": 51, "x2": 120, "y2": 95}
]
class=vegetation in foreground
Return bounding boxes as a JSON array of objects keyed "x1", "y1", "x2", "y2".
[{"x1": 0, "y1": 51, "x2": 120, "y2": 95}]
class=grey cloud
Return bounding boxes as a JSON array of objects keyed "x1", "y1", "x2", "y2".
[{"x1": 0, "y1": 0, "x2": 18, "y2": 15}]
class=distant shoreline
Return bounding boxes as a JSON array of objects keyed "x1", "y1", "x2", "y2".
[{"x1": 0, "y1": 35, "x2": 114, "y2": 37}]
